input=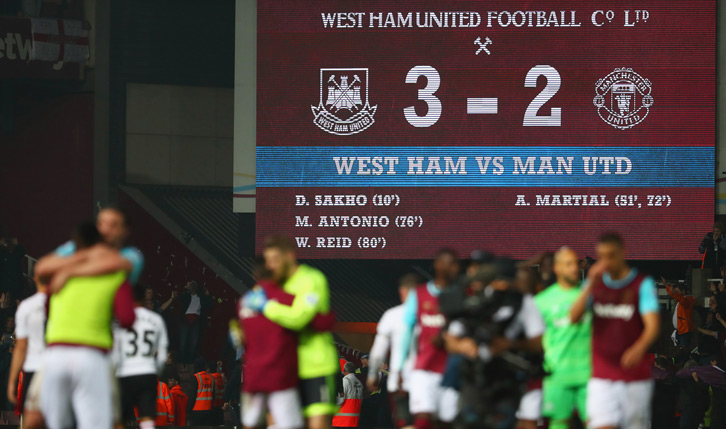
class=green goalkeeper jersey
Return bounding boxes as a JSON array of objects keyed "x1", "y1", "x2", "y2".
[
  {"x1": 535, "y1": 282, "x2": 592, "y2": 385},
  {"x1": 263, "y1": 264, "x2": 339, "y2": 379}
]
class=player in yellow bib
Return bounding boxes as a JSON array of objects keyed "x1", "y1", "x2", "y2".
[{"x1": 35, "y1": 222, "x2": 137, "y2": 429}]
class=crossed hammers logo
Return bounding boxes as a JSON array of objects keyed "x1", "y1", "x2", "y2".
[
  {"x1": 474, "y1": 37, "x2": 492, "y2": 55},
  {"x1": 327, "y1": 74, "x2": 361, "y2": 111}
]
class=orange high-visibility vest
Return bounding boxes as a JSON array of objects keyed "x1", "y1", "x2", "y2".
[
  {"x1": 332, "y1": 374, "x2": 362, "y2": 427},
  {"x1": 211, "y1": 372, "x2": 225, "y2": 408},
  {"x1": 156, "y1": 380, "x2": 175, "y2": 426},
  {"x1": 170, "y1": 385, "x2": 188, "y2": 426},
  {"x1": 333, "y1": 397, "x2": 362, "y2": 427},
  {"x1": 193, "y1": 372, "x2": 214, "y2": 411}
]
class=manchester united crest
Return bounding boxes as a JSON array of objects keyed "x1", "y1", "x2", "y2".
[
  {"x1": 312, "y1": 68, "x2": 377, "y2": 136},
  {"x1": 593, "y1": 68, "x2": 654, "y2": 130}
]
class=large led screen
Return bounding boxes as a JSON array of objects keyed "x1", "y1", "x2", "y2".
[{"x1": 255, "y1": 1, "x2": 715, "y2": 259}]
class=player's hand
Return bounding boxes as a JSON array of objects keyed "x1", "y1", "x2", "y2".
[
  {"x1": 366, "y1": 378, "x2": 378, "y2": 393},
  {"x1": 7, "y1": 382, "x2": 16, "y2": 405},
  {"x1": 243, "y1": 287, "x2": 268, "y2": 312},
  {"x1": 621, "y1": 342, "x2": 646, "y2": 369},
  {"x1": 587, "y1": 260, "x2": 608, "y2": 283}
]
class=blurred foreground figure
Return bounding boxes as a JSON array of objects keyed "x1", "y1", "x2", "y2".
[
  {"x1": 535, "y1": 247, "x2": 591, "y2": 428},
  {"x1": 35, "y1": 222, "x2": 136, "y2": 429},
  {"x1": 571, "y1": 233, "x2": 660, "y2": 429}
]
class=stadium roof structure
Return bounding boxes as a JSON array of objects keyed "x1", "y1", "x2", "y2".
[{"x1": 123, "y1": 185, "x2": 403, "y2": 322}]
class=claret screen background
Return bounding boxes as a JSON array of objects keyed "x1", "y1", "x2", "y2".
[{"x1": 253, "y1": 0, "x2": 715, "y2": 259}]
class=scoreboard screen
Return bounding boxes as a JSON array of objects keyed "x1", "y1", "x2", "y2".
[{"x1": 254, "y1": 0, "x2": 715, "y2": 259}]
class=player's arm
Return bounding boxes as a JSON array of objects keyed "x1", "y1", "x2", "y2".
[
  {"x1": 394, "y1": 291, "x2": 417, "y2": 372},
  {"x1": 34, "y1": 249, "x2": 90, "y2": 282},
  {"x1": 622, "y1": 277, "x2": 660, "y2": 369},
  {"x1": 48, "y1": 247, "x2": 130, "y2": 292},
  {"x1": 570, "y1": 283, "x2": 592, "y2": 324},
  {"x1": 366, "y1": 313, "x2": 391, "y2": 390},
  {"x1": 6, "y1": 338, "x2": 27, "y2": 405},
  {"x1": 262, "y1": 278, "x2": 322, "y2": 330},
  {"x1": 571, "y1": 260, "x2": 606, "y2": 323}
]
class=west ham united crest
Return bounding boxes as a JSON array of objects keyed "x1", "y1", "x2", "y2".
[
  {"x1": 312, "y1": 68, "x2": 377, "y2": 135},
  {"x1": 593, "y1": 68, "x2": 654, "y2": 130}
]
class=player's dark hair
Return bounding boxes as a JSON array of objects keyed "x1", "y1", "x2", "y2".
[
  {"x1": 100, "y1": 204, "x2": 132, "y2": 229},
  {"x1": 72, "y1": 221, "x2": 102, "y2": 249},
  {"x1": 399, "y1": 273, "x2": 421, "y2": 289},
  {"x1": 167, "y1": 373, "x2": 179, "y2": 382},
  {"x1": 598, "y1": 232, "x2": 624, "y2": 248},
  {"x1": 264, "y1": 235, "x2": 296, "y2": 253},
  {"x1": 435, "y1": 247, "x2": 459, "y2": 261}
]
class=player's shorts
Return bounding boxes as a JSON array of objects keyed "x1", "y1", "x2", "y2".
[
  {"x1": 242, "y1": 387, "x2": 304, "y2": 428},
  {"x1": 299, "y1": 374, "x2": 338, "y2": 417},
  {"x1": 515, "y1": 388, "x2": 542, "y2": 422},
  {"x1": 542, "y1": 380, "x2": 587, "y2": 423},
  {"x1": 409, "y1": 369, "x2": 458, "y2": 420},
  {"x1": 119, "y1": 374, "x2": 158, "y2": 421},
  {"x1": 587, "y1": 378, "x2": 653, "y2": 429},
  {"x1": 41, "y1": 346, "x2": 114, "y2": 429},
  {"x1": 24, "y1": 367, "x2": 43, "y2": 413}
]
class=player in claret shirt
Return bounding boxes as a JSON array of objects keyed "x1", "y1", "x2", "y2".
[
  {"x1": 571, "y1": 233, "x2": 660, "y2": 429},
  {"x1": 241, "y1": 247, "x2": 338, "y2": 429},
  {"x1": 239, "y1": 269, "x2": 304, "y2": 429},
  {"x1": 396, "y1": 249, "x2": 460, "y2": 429}
]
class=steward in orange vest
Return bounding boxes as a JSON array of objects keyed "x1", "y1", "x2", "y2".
[
  {"x1": 168, "y1": 374, "x2": 188, "y2": 426},
  {"x1": 333, "y1": 362, "x2": 363, "y2": 427},
  {"x1": 191, "y1": 359, "x2": 214, "y2": 425},
  {"x1": 155, "y1": 380, "x2": 175, "y2": 426}
]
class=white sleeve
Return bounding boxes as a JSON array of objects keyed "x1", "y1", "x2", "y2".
[
  {"x1": 519, "y1": 294, "x2": 545, "y2": 339},
  {"x1": 156, "y1": 319, "x2": 169, "y2": 376},
  {"x1": 367, "y1": 311, "x2": 392, "y2": 380},
  {"x1": 14, "y1": 303, "x2": 28, "y2": 339}
]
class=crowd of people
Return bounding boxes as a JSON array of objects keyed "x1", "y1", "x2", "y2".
[{"x1": 3, "y1": 207, "x2": 726, "y2": 428}]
